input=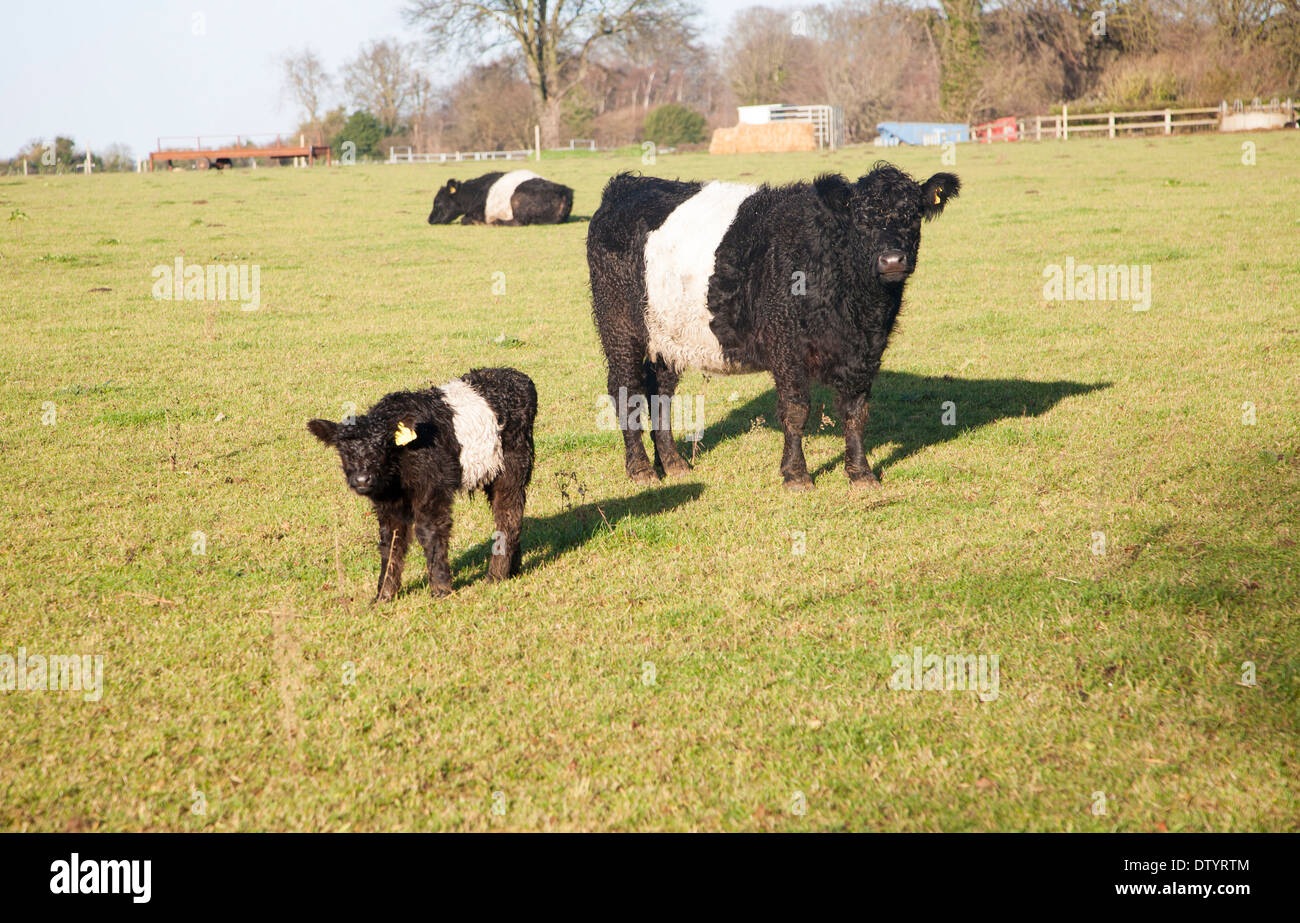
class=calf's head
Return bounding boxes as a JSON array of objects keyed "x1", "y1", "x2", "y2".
[
  {"x1": 307, "y1": 415, "x2": 406, "y2": 497},
  {"x1": 816, "y1": 163, "x2": 960, "y2": 285},
  {"x1": 427, "y1": 179, "x2": 465, "y2": 224}
]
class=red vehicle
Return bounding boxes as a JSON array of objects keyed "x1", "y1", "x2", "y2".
[{"x1": 973, "y1": 117, "x2": 1019, "y2": 143}]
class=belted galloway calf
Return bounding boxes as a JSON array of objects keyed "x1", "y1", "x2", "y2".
[{"x1": 308, "y1": 368, "x2": 536, "y2": 599}]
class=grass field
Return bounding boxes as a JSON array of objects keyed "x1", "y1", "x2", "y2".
[{"x1": 2, "y1": 132, "x2": 1297, "y2": 831}]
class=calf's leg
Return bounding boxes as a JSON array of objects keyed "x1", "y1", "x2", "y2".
[
  {"x1": 485, "y1": 476, "x2": 526, "y2": 581},
  {"x1": 375, "y1": 503, "x2": 412, "y2": 603},
  {"x1": 413, "y1": 491, "x2": 455, "y2": 597}
]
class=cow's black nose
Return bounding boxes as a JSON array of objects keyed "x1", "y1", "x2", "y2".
[
  {"x1": 349, "y1": 474, "x2": 370, "y2": 491},
  {"x1": 877, "y1": 250, "x2": 909, "y2": 279}
]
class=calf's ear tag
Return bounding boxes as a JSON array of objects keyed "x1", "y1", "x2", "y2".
[
  {"x1": 933, "y1": 190, "x2": 942, "y2": 205},
  {"x1": 448, "y1": 184, "x2": 457, "y2": 194},
  {"x1": 394, "y1": 422, "x2": 417, "y2": 446}
]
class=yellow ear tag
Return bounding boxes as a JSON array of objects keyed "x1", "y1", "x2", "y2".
[
  {"x1": 394, "y1": 422, "x2": 417, "y2": 446},
  {"x1": 933, "y1": 191, "x2": 942, "y2": 205},
  {"x1": 448, "y1": 184, "x2": 457, "y2": 194}
]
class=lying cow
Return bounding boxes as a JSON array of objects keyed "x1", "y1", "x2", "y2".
[
  {"x1": 427, "y1": 170, "x2": 574, "y2": 226},
  {"x1": 587, "y1": 163, "x2": 959, "y2": 490}
]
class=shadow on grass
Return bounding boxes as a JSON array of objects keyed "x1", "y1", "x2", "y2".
[
  {"x1": 689, "y1": 370, "x2": 1109, "y2": 481},
  {"x1": 433, "y1": 481, "x2": 706, "y2": 588}
]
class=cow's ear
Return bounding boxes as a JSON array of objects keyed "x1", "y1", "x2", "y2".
[
  {"x1": 307, "y1": 419, "x2": 338, "y2": 446},
  {"x1": 921, "y1": 173, "x2": 960, "y2": 220},
  {"x1": 814, "y1": 173, "x2": 853, "y2": 213}
]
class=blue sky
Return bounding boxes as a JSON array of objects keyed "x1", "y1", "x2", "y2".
[{"x1": 1, "y1": 0, "x2": 783, "y2": 160}]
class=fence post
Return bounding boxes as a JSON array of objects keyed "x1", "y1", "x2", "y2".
[
  {"x1": 1035, "y1": 116, "x2": 1041, "y2": 141},
  {"x1": 1108, "y1": 113, "x2": 1115, "y2": 138},
  {"x1": 535, "y1": 125, "x2": 540, "y2": 162},
  {"x1": 1063, "y1": 105, "x2": 1069, "y2": 141},
  {"x1": 1164, "y1": 109, "x2": 1171, "y2": 134}
]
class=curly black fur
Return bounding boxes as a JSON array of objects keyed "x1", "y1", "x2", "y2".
[
  {"x1": 587, "y1": 162, "x2": 959, "y2": 490},
  {"x1": 308, "y1": 367, "x2": 537, "y2": 599},
  {"x1": 427, "y1": 172, "x2": 574, "y2": 226}
]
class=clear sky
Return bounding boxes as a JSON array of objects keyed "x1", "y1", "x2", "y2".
[{"x1": 2, "y1": 0, "x2": 787, "y2": 161}]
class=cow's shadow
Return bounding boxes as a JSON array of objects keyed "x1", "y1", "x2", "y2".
[
  {"x1": 436, "y1": 481, "x2": 705, "y2": 588},
  {"x1": 684, "y1": 370, "x2": 1108, "y2": 479}
]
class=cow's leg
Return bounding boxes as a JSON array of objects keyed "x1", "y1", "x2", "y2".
[
  {"x1": 644, "y1": 359, "x2": 691, "y2": 477},
  {"x1": 484, "y1": 475, "x2": 526, "y2": 580},
  {"x1": 413, "y1": 491, "x2": 455, "y2": 597},
  {"x1": 609, "y1": 351, "x2": 656, "y2": 483},
  {"x1": 593, "y1": 281, "x2": 656, "y2": 482},
  {"x1": 772, "y1": 366, "x2": 813, "y2": 490},
  {"x1": 375, "y1": 502, "x2": 412, "y2": 603},
  {"x1": 838, "y1": 389, "x2": 880, "y2": 488}
]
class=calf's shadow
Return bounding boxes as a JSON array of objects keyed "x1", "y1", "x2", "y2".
[{"x1": 435, "y1": 481, "x2": 705, "y2": 590}]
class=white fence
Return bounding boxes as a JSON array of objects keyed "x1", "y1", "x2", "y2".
[{"x1": 389, "y1": 146, "x2": 533, "y2": 164}]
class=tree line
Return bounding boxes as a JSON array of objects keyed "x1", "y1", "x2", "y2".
[
  {"x1": 9, "y1": 0, "x2": 1297, "y2": 170},
  {"x1": 281, "y1": 0, "x2": 1297, "y2": 159}
]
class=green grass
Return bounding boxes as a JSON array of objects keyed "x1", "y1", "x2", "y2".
[{"x1": 1, "y1": 133, "x2": 1297, "y2": 831}]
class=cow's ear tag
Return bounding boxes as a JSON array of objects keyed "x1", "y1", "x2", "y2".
[
  {"x1": 394, "y1": 422, "x2": 417, "y2": 446},
  {"x1": 448, "y1": 184, "x2": 457, "y2": 194},
  {"x1": 933, "y1": 190, "x2": 942, "y2": 205}
]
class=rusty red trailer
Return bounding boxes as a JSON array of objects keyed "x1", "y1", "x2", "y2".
[{"x1": 150, "y1": 135, "x2": 332, "y2": 170}]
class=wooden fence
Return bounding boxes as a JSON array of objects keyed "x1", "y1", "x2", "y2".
[{"x1": 974, "y1": 99, "x2": 1295, "y2": 142}]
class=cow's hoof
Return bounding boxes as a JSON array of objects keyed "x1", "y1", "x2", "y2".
[
  {"x1": 659, "y1": 458, "x2": 692, "y2": 478},
  {"x1": 628, "y1": 467, "x2": 658, "y2": 485},
  {"x1": 849, "y1": 474, "x2": 881, "y2": 490},
  {"x1": 373, "y1": 591, "x2": 396, "y2": 605},
  {"x1": 783, "y1": 476, "x2": 814, "y2": 492},
  {"x1": 430, "y1": 582, "x2": 453, "y2": 598}
]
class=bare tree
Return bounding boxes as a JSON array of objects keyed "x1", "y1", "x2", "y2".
[
  {"x1": 445, "y1": 61, "x2": 536, "y2": 150},
  {"x1": 342, "y1": 39, "x2": 420, "y2": 133},
  {"x1": 405, "y1": 0, "x2": 696, "y2": 147},
  {"x1": 408, "y1": 69, "x2": 437, "y2": 151},
  {"x1": 803, "y1": 1, "x2": 940, "y2": 139},
  {"x1": 280, "y1": 48, "x2": 333, "y2": 131},
  {"x1": 99, "y1": 142, "x2": 136, "y2": 172},
  {"x1": 723, "y1": 7, "x2": 814, "y2": 106}
]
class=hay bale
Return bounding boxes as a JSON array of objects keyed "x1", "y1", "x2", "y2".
[{"x1": 709, "y1": 121, "x2": 817, "y2": 154}]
